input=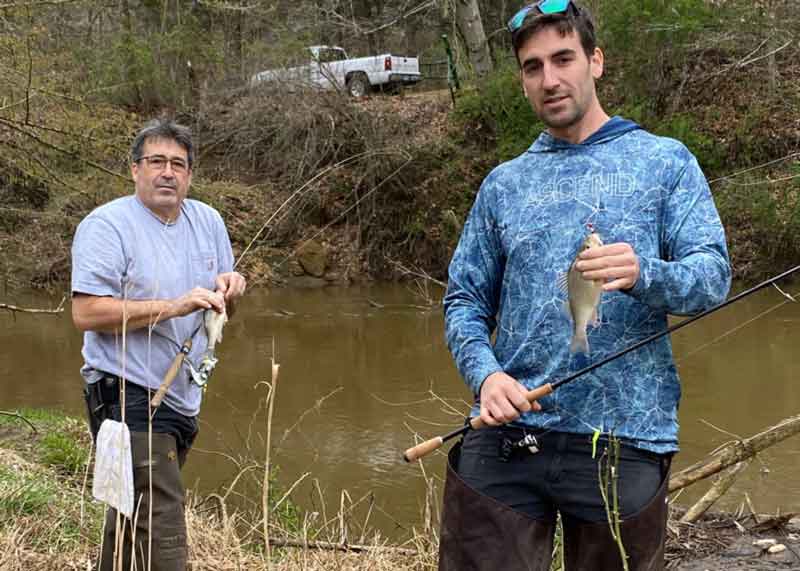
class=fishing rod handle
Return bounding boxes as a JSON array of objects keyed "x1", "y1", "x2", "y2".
[
  {"x1": 150, "y1": 339, "x2": 192, "y2": 408},
  {"x1": 403, "y1": 436, "x2": 444, "y2": 463},
  {"x1": 469, "y1": 383, "x2": 555, "y2": 431},
  {"x1": 403, "y1": 383, "x2": 555, "y2": 462}
]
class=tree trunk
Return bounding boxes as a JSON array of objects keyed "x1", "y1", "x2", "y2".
[{"x1": 455, "y1": 0, "x2": 493, "y2": 78}]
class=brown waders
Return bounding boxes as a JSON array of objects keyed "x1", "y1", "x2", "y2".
[
  {"x1": 438, "y1": 437, "x2": 669, "y2": 571},
  {"x1": 98, "y1": 432, "x2": 189, "y2": 571},
  {"x1": 86, "y1": 377, "x2": 196, "y2": 571}
]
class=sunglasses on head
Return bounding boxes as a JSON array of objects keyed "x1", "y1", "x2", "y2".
[{"x1": 507, "y1": 0, "x2": 579, "y2": 33}]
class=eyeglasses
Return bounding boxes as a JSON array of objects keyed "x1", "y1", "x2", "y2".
[
  {"x1": 507, "y1": 0, "x2": 578, "y2": 33},
  {"x1": 136, "y1": 154, "x2": 189, "y2": 174}
]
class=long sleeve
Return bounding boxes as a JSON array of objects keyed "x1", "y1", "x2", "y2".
[
  {"x1": 627, "y1": 154, "x2": 731, "y2": 315},
  {"x1": 443, "y1": 178, "x2": 506, "y2": 395}
]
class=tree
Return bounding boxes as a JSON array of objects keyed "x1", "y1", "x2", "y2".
[{"x1": 454, "y1": 0, "x2": 493, "y2": 78}]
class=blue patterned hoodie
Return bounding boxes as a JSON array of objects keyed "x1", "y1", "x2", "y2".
[{"x1": 444, "y1": 117, "x2": 731, "y2": 453}]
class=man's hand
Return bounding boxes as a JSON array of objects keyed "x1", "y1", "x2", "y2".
[
  {"x1": 479, "y1": 371, "x2": 541, "y2": 427},
  {"x1": 171, "y1": 287, "x2": 225, "y2": 317},
  {"x1": 215, "y1": 271, "x2": 247, "y2": 302},
  {"x1": 575, "y1": 242, "x2": 640, "y2": 292}
]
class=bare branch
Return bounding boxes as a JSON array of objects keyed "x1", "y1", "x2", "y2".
[
  {"x1": 266, "y1": 537, "x2": 418, "y2": 556},
  {"x1": 0, "y1": 295, "x2": 66, "y2": 315},
  {"x1": 0, "y1": 0, "x2": 81, "y2": 8},
  {"x1": 669, "y1": 413, "x2": 800, "y2": 493},
  {"x1": 0, "y1": 118, "x2": 127, "y2": 180},
  {"x1": 0, "y1": 410, "x2": 38, "y2": 433}
]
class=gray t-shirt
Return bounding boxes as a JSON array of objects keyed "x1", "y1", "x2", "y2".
[{"x1": 71, "y1": 195, "x2": 234, "y2": 416}]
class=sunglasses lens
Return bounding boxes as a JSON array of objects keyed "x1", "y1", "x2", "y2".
[
  {"x1": 538, "y1": 0, "x2": 571, "y2": 14},
  {"x1": 508, "y1": 6, "x2": 533, "y2": 32},
  {"x1": 508, "y1": 0, "x2": 573, "y2": 32}
]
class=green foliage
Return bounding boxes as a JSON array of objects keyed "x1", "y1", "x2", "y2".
[
  {"x1": 0, "y1": 465, "x2": 56, "y2": 517},
  {"x1": 653, "y1": 114, "x2": 723, "y2": 172},
  {"x1": 0, "y1": 409, "x2": 89, "y2": 474},
  {"x1": 597, "y1": 0, "x2": 717, "y2": 110},
  {"x1": 39, "y1": 431, "x2": 88, "y2": 475},
  {"x1": 715, "y1": 162, "x2": 800, "y2": 278},
  {"x1": 454, "y1": 63, "x2": 543, "y2": 161},
  {"x1": 78, "y1": 15, "x2": 224, "y2": 108}
]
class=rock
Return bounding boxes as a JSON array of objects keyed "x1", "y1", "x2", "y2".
[
  {"x1": 288, "y1": 260, "x2": 305, "y2": 276},
  {"x1": 767, "y1": 544, "x2": 786, "y2": 554},
  {"x1": 296, "y1": 240, "x2": 327, "y2": 277},
  {"x1": 753, "y1": 538, "x2": 777, "y2": 549}
]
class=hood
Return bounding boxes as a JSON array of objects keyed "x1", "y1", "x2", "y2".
[{"x1": 528, "y1": 116, "x2": 641, "y2": 153}]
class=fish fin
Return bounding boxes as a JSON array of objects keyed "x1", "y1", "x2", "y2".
[
  {"x1": 570, "y1": 330, "x2": 590, "y2": 354},
  {"x1": 556, "y1": 271, "x2": 569, "y2": 294}
]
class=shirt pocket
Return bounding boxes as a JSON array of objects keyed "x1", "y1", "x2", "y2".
[{"x1": 191, "y1": 250, "x2": 217, "y2": 289}]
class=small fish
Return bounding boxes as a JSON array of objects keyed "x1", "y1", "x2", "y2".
[
  {"x1": 559, "y1": 231, "x2": 604, "y2": 354},
  {"x1": 204, "y1": 303, "x2": 228, "y2": 355}
]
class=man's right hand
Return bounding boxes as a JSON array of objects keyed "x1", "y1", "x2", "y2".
[
  {"x1": 171, "y1": 288, "x2": 225, "y2": 318},
  {"x1": 73, "y1": 288, "x2": 224, "y2": 333},
  {"x1": 479, "y1": 371, "x2": 541, "y2": 426}
]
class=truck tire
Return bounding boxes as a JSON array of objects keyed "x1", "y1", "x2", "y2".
[{"x1": 346, "y1": 73, "x2": 370, "y2": 98}]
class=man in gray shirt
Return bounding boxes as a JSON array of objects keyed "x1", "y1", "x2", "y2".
[{"x1": 71, "y1": 119, "x2": 246, "y2": 570}]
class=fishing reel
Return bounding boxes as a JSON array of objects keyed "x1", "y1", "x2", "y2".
[
  {"x1": 498, "y1": 433, "x2": 540, "y2": 462},
  {"x1": 186, "y1": 355, "x2": 218, "y2": 390}
]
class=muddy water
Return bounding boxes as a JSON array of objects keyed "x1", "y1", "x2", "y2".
[{"x1": 1, "y1": 283, "x2": 799, "y2": 537}]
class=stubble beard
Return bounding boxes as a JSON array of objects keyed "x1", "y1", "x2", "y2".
[{"x1": 539, "y1": 96, "x2": 586, "y2": 131}]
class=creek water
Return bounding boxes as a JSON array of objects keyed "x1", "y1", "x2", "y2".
[{"x1": 2, "y1": 283, "x2": 799, "y2": 538}]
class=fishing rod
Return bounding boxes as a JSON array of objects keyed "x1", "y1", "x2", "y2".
[{"x1": 403, "y1": 263, "x2": 800, "y2": 462}]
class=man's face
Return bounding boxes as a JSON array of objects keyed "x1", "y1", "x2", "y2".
[
  {"x1": 518, "y1": 26, "x2": 603, "y2": 137},
  {"x1": 131, "y1": 137, "x2": 192, "y2": 221}
]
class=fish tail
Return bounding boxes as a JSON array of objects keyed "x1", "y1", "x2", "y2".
[{"x1": 570, "y1": 330, "x2": 590, "y2": 354}]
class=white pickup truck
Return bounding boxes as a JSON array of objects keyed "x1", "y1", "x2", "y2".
[{"x1": 250, "y1": 45, "x2": 422, "y2": 97}]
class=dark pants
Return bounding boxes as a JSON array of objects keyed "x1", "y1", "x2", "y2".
[
  {"x1": 439, "y1": 427, "x2": 671, "y2": 571},
  {"x1": 85, "y1": 376, "x2": 198, "y2": 571}
]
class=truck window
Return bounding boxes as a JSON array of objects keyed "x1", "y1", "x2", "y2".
[{"x1": 318, "y1": 48, "x2": 346, "y2": 63}]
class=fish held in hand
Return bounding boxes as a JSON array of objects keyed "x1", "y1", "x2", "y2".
[
  {"x1": 558, "y1": 231, "x2": 604, "y2": 354},
  {"x1": 204, "y1": 302, "x2": 228, "y2": 355}
]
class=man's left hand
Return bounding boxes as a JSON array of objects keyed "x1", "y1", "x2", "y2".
[
  {"x1": 215, "y1": 271, "x2": 247, "y2": 301},
  {"x1": 575, "y1": 242, "x2": 640, "y2": 292}
]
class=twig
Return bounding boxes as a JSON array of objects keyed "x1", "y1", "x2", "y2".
[
  {"x1": 276, "y1": 387, "x2": 343, "y2": 450},
  {"x1": 271, "y1": 472, "x2": 310, "y2": 513},
  {"x1": 267, "y1": 537, "x2": 418, "y2": 555},
  {"x1": 262, "y1": 342, "x2": 280, "y2": 566},
  {"x1": 386, "y1": 257, "x2": 448, "y2": 288},
  {"x1": 0, "y1": 410, "x2": 38, "y2": 432},
  {"x1": 598, "y1": 438, "x2": 629, "y2": 570},
  {"x1": 0, "y1": 0, "x2": 82, "y2": 7},
  {"x1": 0, "y1": 296, "x2": 66, "y2": 314}
]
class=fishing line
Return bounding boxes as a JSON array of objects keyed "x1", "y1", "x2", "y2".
[
  {"x1": 676, "y1": 286, "x2": 798, "y2": 364},
  {"x1": 404, "y1": 263, "x2": 800, "y2": 462}
]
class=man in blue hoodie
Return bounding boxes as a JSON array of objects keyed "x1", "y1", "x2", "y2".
[{"x1": 439, "y1": 1, "x2": 731, "y2": 570}]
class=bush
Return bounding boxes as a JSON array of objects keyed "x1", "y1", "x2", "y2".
[{"x1": 454, "y1": 63, "x2": 543, "y2": 162}]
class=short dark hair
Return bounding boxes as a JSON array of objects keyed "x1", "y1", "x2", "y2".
[
  {"x1": 511, "y1": 2, "x2": 597, "y2": 64},
  {"x1": 130, "y1": 119, "x2": 195, "y2": 168}
]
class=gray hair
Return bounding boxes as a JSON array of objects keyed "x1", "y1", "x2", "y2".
[{"x1": 130, "y1": 119, "x2": 195, "y2": 168}]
